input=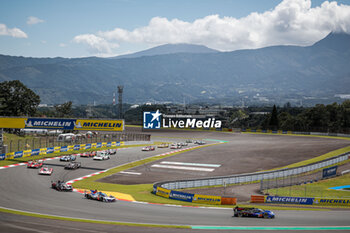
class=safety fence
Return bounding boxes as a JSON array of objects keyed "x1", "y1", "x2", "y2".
[
  {"x1": 0, "y1": 141, "x2": 127, "y2": 161},
  {"x1": 154, "y1": 152, "x2": 349, "y2": 190},
  {"x1": 3, "y1": 133, "x2": 150, "y2": 153}
]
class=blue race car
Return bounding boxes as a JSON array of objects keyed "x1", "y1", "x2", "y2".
[
  {"x1": 85, "y1": 190, "x2": 116, "y2": 202},
  {"x1": 233, "y1": 207, "x2": 275, "y2": 219}
]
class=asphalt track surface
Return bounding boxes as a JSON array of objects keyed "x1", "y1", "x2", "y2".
[{"x1": 1, "y1": 129, "x2": 350, "y2": 232}]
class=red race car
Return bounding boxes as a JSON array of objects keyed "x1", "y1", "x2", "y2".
[
  {"x1": 27, "y1": 160, "x2": 43, "y2": 168},
  {"x1": 80, "y1": 152, "x2": 94, "y2": 157},
  {"x1": 38, "y1": 166, "x2": 53, "y2": 175},
  {"x1": 142, "y1": 146, "x2": 155, "y2": 151}
]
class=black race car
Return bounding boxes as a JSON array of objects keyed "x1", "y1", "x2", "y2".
[
  {"x1": 51, "y1": 181, "x2": 73, "y2": 192},
  {"x1": 233, "y1": 206, "x2": 275, "y2": 218},
  {"x1": 64, "y1": 162, "x2": 81, "y2": 170}
]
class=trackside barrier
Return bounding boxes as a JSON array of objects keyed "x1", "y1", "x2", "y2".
[
  {"x1": 153, "y1": 185, "x2": 236, "y2": 205},
  {"x1": 251, "y1": 195, "x2": 350, "y2": 206},
  {"x1": 154, "y1": 152, "x2": 349, "y2": 194},
  {"x1": 0, "y1": 141, "x2": 126, "y2": 160},
  {"x1": 241, "y1": 129, "x2": 350, "y2": 138}
]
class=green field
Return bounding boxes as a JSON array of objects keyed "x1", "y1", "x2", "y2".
[{"x1": 267, "y1": 173, "x2": 350, "y2": 199}]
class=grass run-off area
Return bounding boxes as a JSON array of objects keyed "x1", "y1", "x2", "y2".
[{"x1": 268, "y1": 173, "x2": 350, "y2": 199}]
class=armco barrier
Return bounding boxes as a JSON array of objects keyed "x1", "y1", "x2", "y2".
[{"x1": 154, "y1": 152, "x2": 349, "y2": 194}]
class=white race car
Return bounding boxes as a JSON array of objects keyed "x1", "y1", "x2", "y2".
[
  {"x1": 93, "y1": 151, "x2": 110, "y2": 160},
  {"x1": 38, "y1": 166, "x2": 53, "y2": 175},
  {"x1": 142, "y1": 146, "x2": 155, "y2": 151},
  {"x1": 170, "y1": 144, "x2": 182, "y2": 149}
]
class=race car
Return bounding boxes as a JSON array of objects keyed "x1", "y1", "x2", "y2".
[
  {"x1": 64, "y1": 162, "x2": 81, "y2": 170},
  {"x1": 93, "y1": 151, "x2": 110, "y2": 160},
  {"x1": 142, "y1": 146, "x2": 155, "y2": 151},
  {"x1": 178, "y1": 142, "x2": 188, "y2": 146},
  {"x1": 60, "y1": 155, "x2": 76, "y2": 162},
  {"x1": 51, "y1": 181, "x2": 73, "y2": 192},
  {"x1": 80, "y1": 152, "x2": 94, "y2": 158},
  {"x1": 194, "y1": 141, "x2": 206, "y2": 145},
  {"x1": 27, "y1": 160, "x2": 43, "y2": 168},
  {"x1": 186, "y1": 139, "x2": 193, "y2": 143},
  {"x1": 157, "y1": 143, "x2": 169, "y2": 148},
  {"x1": 233, "y1": 207, "x2": 275, "y2": 219},
  {"x1": 85, "y1": 190, "x2": 116, "y2": 202},
  {"x1": 38, "y1": 166, "x2": 53, "y2": 175},
  {"x1": 170, "y1": 144, "x2": 181, "y2": 149},
  {"x1": 107, "y1": 149, "x2": 117, "y2": 155}
]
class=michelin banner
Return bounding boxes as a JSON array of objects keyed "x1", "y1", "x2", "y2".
[
  {"x1": 0, "y1": 117, "x2": 124, "y2": 131},
  {"x1": 314, "y1": 198, "x2": 350, "y2": 206},
  {"x1": 266, "y1": 196, "x2": 314, "y2": 205}
]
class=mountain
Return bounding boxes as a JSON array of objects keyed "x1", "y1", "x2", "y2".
[
  {"x1": 0, "y1": 32, "x2": 349, "y2": 106},
  {"x1": 114, "y1": 43, "x2": 218, "y2": 59}
]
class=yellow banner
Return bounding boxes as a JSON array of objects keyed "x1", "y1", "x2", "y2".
[
  {"x1": 23, "y1": 150, "x2": 32, "y2": 157},
  {"x1": 314, "y1": 198, "x2": 350, "y2": 206},
  {"x1": 5, "y1": 152, "x2": 15, "y2": 160},
  {"x1": 193, "y1": 194, "x2": 221, "y2": 205},
  {"x1": 74, "y1": 119, "x2": 124, "y2": 131},
  {"x1": 54, "y1": 147, "x2": 61, "y2": 153},
  {"x1": 39, "y1": 148, "x2": 47, "y2": 155},
  {"x1": 102, "y1": 142, "x2": 107, "y2": 147},
  {"x1": 67, "y1": 145, "x2": 74, "y2": 151},
  {"x1": 91, "y1": 143, "x2": 97, "y2": 148},
  {"x1": 80, "y1": 144, "x2": 85, "y2": 150},
  {"x1": 156, "y1": 187, "x2": 171, "y2": 198},
  {"x1": 120, "y1": 141, "x2": 125, "y2": 146},
  {"x1": 0, "y1": 117, "x2": 26, "y2": 129}
]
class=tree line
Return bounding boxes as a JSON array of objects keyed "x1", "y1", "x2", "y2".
[{"x1": 230, "y1": 102, "x2": 350, "y2": 133}]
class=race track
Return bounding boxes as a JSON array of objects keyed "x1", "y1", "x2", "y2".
[{"x1": 1, "y1": 129, "x2": 350, "y2": 232}]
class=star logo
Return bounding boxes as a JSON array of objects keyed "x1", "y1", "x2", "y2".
[
  {"x1": 143, "y1": 110, "x2": 162, "y2": 129},
  {"x1": 150, "y1": 110, "x2": 162, "y2": 122}
]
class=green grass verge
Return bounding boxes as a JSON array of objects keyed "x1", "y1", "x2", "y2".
[
  {"x1": 267, "y1": 173, "x2": 350, "y2": 200},
  {"x1": 0, "y1": 142, "x2": 163, "y2": 166},
  {"x1": 0, "y1": 207, "x2": 190, "y2": 228}
]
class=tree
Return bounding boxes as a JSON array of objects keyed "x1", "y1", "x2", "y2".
[
  {"x1": 0, "y1": 80, "x2": 40, "y2": 116},
  {"x1": 269, "y1": 105, "x2": 279, "y2": 130},
  {"x1": 55, "y1": 101, "x2": 72, "y2": 117}
]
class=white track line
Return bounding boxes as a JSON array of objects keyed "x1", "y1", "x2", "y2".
[
  {"x1": 160, "y1": 161, "x2": 221, "y2": 167},
  {"x1": 151, "y1": 164, "x2": 215, "y2": 172},
  {"x1": 119, "y1": 171, "x2": 142, "y2": 175}
]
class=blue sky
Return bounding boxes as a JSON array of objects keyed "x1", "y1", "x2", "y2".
[{"x1": 0, "y1": 0, "x2": 349, "y2": 58}]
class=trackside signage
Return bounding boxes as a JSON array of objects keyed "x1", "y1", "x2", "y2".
[
  {"x1": 0, "y1": 117, "x2": 124, "y2": 131},
  {"x1": 143, "y1": 110, "x2": 222, "y2": 129},
  {"x1": 314, "y1": 198, "x2": 350, "y2": 206},
  {"x1": 266, "y1": 196, "x2": 314, "y2": 205},
  {"x1": 322, "y1": 166, "x2": 338, "y2": 179}
]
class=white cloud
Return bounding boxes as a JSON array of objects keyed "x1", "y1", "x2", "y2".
[
  {"x1": 0, "y1": 23, "x2": 28, "y2": 38},
  {"x1": 27, "y1": 16, "x2": 44, "y2": 25},
  {"x1": 74, "y1": 0, "x2": 350, "y2": 53},
  {"x1": 73, "y1": 34, "x2": 119, "y2": 56},
  {"x1": 59, "y1": 43, "x2": 67, "y2": 47}
]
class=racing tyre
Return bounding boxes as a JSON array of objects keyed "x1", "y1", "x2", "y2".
[
  {"x1": 238, "y1": 213, "x2": 243, "y2": 217},
  {"x1": 263, "y1": 213, "x2": 268, "y2": 219}
]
